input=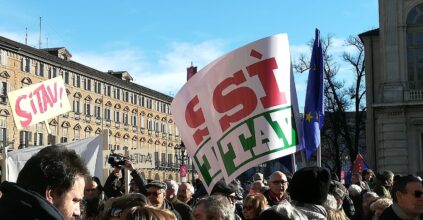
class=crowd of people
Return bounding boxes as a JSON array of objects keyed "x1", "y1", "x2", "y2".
[{"x1": 0, "y1": 145, "x2": 422, "y2": 220}]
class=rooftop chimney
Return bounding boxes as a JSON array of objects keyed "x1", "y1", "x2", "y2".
[{"x1": 187, "y1": 63, "x2": 197, "y2": 80}]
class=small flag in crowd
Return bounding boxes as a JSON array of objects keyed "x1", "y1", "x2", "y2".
[
  {"x1": 352, "y1": 153, "x2": 369, "y2": 174},
  {"x1": 303, "y1": 29, "x2": 324, "y2": 158},
  {"x1": 345, "y1": 153, "x2": 369, "y2": 186}
]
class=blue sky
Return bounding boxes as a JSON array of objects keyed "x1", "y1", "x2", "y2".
[{"x1": 0, "y1": 0, "x2": 379, "y2": 108}]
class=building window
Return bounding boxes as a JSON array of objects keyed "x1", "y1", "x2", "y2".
[
  {"x1": 49, "y1": 67, "x2": 57, "y2": 79},
  {"x1": 114, "y1": 110, "x2": 120, "y2": 123},
  {"x1": 21, "y1": 57, "x2": 30, "y2": 73},
  {"x1": 84, "y1": 102, "x2": 91, "y2": 116},
  {"x1": 73, "y1": 75, "x2": 81, "y2": 88},
  {"x1": 61, "y1": 128, "x2": 68, "y2": 143},
  {"x1": 124, "y1": 91, "x2": 129, "y2": 102},
  {"x1": 147, "y1": 119, "x2": 152, "y2": 130},
  {"x1": 36, "y1": 62, "x2": 44, "y2": 76},
  {"x1": 34, "y1": 123, "x2": 43, "y2": 146},
  {"x1": 74, "y1": 129, "x2": 80, "y2": 140},
  {"x1": 63, "y1": 71, "x2": 69, "y2": 84},
  {"x1": 0, "y1": 82, "x2": 8, "y2": 104},
  {"x1": 132, "y1": 114, "x2": 138, "y2": 126},
  {"x1": 114, "y1": 88, "x2": 121, "y2": 100},
  {"x1": 105, "y1": 108, "x2": 111, "y2": 121},
  {"x1": 106, "y1": 85, "x2": 111, "y2": 97},
  {"x1": 141, "y1": 115, "x2": 145, "y2": 129},
  {"x1": 0, "y1": 50, "x2": 7, "y2": 66},
  {"x1": 0, "y1": 124, "x2": 7, "y2": 149},
  {"x1": 19, "y1": 131, "x2": 31, "y2": 148},
  {"x1": 407, "y1": 4, "x2": 423, "y2": 89},
  {"x1": 84, "y1": 78, "x2": 92, "y2": 91},
  {"x1": 73, "y1": 98, "x2": 81, "y2": 114},
  {"x1": 94, "y1": 81, "x2": 102, "y2": 94},
  {"x1": 95, "y1": 105, "x2": 101, "y2": 119}
]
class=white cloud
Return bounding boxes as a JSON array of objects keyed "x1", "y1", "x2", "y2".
[{"x1": 72, "y1": 40, "x2": 226, "y2": 96}]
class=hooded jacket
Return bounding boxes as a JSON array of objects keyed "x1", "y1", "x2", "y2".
[{"x1": 0, "y1": 181, "x2": 64, "y2": 220}]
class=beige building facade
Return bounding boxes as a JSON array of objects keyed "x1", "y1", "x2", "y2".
[
  {"x1": 0, "y1": 36, "x2": 192, "y2": 182},
  {"x1": 360, "y1": 0, "x2": 423, "y2": 176}
]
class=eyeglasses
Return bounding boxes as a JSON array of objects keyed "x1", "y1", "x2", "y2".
[
  {"x1": 146, "y1": 191, "x2": 162, "y2": 197},
  {"x1": 414, "y1": 190, "x2": 423, "y2": 198},
  {"x1": 271, "y1": 180, "x2": 287, "y2": 185}
]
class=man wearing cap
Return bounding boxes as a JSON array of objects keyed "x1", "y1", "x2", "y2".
[
  {"x1": 211, "y1": 179, "x2": 243, "y2": 220},
  {"x1": 146, "y1": 180, "x2": 182, "y2": 220},
  {"x1": 165, "y1": 180, "x2": 192, "y2": 220},
  {"x1": 379, "y1": 175, "x2": 423, "y2": 220},
  {"x1": 263, "y1": 171, "x2": 289, "y2": 206}
]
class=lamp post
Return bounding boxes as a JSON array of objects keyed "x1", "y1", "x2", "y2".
[{"x1": 179, "y1": 142, "x2": 187, "y2": 182}]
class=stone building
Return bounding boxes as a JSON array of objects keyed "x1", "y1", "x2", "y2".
[
  {"x1": 360, "y1": 0, "x2": 423, "y2": 176},
  {"x1": 0, "y1": 36, "x2": 192, "y2": 182}
]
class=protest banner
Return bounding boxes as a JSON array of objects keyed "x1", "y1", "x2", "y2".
[
  {"x1": 6, "y1": 135, "x2": 103, "y2": 182},
  {"x1": 171, "y1": 34, "x2": 302, "y2": 194},
  {"x1": 8, "y1": 76, "x2": 71, "y2": 130}
]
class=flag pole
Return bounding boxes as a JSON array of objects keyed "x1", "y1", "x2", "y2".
[
  {"x1": 1, "y1": 146, "x2": 7, "y2": 182},
  {"x1": 317, "y1": 144, "x2": 321, "y2": 167},
  {"x1": 291, "y1": 153, "x2": 297, "y2": 173}
]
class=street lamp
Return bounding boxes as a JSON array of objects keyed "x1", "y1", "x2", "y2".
[{"x1": 178, "y1": 141, "x2": 187, "y2": 182}]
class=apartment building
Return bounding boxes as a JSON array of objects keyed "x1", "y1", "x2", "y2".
[{"x1": 0, "y1": 36, "x2": 191, "y2": 182}]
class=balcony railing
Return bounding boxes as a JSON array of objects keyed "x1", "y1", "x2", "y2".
[{"x1": 405, "y1": 89, "x2": 423, "y2": 101}]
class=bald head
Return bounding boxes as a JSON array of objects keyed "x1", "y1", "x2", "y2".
[{"x1": 269, "y1": 171, "x2": 288, "y2": 196}]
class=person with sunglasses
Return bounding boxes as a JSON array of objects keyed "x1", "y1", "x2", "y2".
[
  {"x1": 379, "y1": 175, "x2": 423, "y2": 220},
  {"x1": 262, "y1": 171, "x2": 290, "y2": 206}
]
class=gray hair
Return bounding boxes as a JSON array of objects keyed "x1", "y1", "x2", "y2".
[
  {"x1": 180, "y1": 182, "x2": 194, "y2": 194},
  {"x1": 165, "y1": 180, "x2": 178, "y2": 196},
  {"x1": 194, "y1": 195, "x2": 234, "y2": 220},
  {"x1": 348, "y1": 184, "x2": 362, "y2": 197}
]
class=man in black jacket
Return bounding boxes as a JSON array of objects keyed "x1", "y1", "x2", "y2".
[
  {"x1": 0, "y1": 145, "x2": 90, "y2": 220},
  {"x1": 380, "y1": 175, "x2": 423, "y2": 220}
]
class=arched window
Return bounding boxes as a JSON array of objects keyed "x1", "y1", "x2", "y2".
[{"x1": 407, "y1": 4, "x2": 423, "y2": 89}]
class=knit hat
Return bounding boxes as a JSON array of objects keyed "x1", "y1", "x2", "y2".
[
  {"x1": 145, "y1": 180, "x2": 167, "y2": 190},
  {"x1": 287, "y1": 166, "x2": 331, "y2": 205}
]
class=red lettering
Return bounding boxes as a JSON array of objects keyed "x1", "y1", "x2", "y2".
[
  {"x1": 213, "y1": 70, "x2": 257, "y2": 132},
  {"x1": 15, "y1": 95, "x2": 32, "y2": 128},
  {"x1": 46, "y1": 83, "x2": 58, "y2": 105},
  {"x1": 32, "y1": 85, "x2": 46, "y2": 113},
  {"x1": 185, "y1": 96, "x2": 209, "y2": 145},
  {"x1": 246, "y1": 58, "x2": 286, "y2": 108}
]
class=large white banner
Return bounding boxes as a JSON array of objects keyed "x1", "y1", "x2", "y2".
[
  {"x1": 6, "y1": 135, "x2": 103, "y2": 182},
  {"x1": 171, "y1": 34, "x2": 302, "y2": 194}
]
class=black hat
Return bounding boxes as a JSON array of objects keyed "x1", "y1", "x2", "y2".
[
  {"x1": 211, "y1": 179, "x2": 238, "y2": 195},
  {"x1": 193, "y1": 182, "x2": 208, "y2": 199},
  {"x1": 145, "y1": 180, "x2": 167, "y2": 190},
  {"x1": 288, "y1": 166, "x2": 331, "y2": 205}
]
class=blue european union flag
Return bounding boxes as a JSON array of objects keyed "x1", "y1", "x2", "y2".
[{"x1": 303, "y1": 29, "x2": 324, "y2": 159}]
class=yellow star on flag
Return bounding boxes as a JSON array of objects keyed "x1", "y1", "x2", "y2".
[{"x1": 305, "y1": 112, "x2": 313, "y2": 122}]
